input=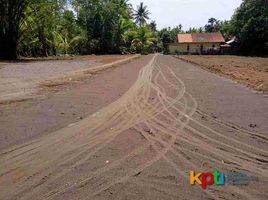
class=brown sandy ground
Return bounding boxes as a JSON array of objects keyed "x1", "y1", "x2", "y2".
[
  {"x1": 0, "y1": 55, "x2": 134, "y2": 104},
  {"x1": 2, "y1": 54, "x2": 132, "y2": 64},
  {"x1": 0, "y1": 55, "x2": 148, "y2": 150},
  {"x1": 176, "y1": 55, "x2": 268, "y2": 93},
  {"x1": 0, "y1": 54, "x2": 267, "y2": 200}
]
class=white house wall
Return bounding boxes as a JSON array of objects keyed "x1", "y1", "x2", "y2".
[{"x1": 169, "y1": 43, "x2": 221, "y2": 54}]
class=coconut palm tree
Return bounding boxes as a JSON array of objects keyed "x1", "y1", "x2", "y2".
[
  {"x1": 149, "y1": 21, "x2": 157, "y2": 32},
  {"x1": 133, "y1": 2, "x2": 150, "y2": 27},
  {"x1": 131, "y1": 26, "x2": 155, "y2": 53}
]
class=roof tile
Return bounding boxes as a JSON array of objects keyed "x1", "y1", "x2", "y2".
[{"x1": 177, "y1": 33, "x2": 225, "y2": 43}]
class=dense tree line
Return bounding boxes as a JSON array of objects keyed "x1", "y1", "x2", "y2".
[
  {"x1": 230, "y1": 0, "x2": 268, "y2": 55},
  {"x1": 0, "y1": 0, "x2": 157, "y2": 59},
  {"x1": 0, "y1": 0, "x2": 267, "y2": 59}
]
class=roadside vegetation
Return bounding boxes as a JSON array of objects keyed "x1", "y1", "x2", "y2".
[{"x1": 0, "y1": 0, "x2": 267, "y2": 60}]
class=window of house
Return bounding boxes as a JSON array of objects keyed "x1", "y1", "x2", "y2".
[
  {"x1": 212, "y1": 44, "x2": 215, "y2": 48},
  {"x1": 187, "y1": 45, "x2": 190, "y2": 51}
]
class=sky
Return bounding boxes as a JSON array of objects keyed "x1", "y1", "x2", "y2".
[{"x1": 129, "y1": 0, "x2": 242, "y2": 30}]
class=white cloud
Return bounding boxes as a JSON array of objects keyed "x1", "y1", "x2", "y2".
[{"x1": 129, "y1": 0, "x2": 242, "y2": 30}]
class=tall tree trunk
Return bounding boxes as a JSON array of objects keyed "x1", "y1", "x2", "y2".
[
  {"x1": 39, "y1": 27, "x2": 48, "y2": 57},
  {"x1": 0, "y1": 32, "x2": 18, "y2": 60},
  {"x1": 0, "y1": 0, "x2": 28, "y2": 60}
]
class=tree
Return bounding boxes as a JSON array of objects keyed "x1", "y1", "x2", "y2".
[
  {"x1": 204, "y1": 17, "x2": 220, "y2": 32},
  {"x1": 18, "y1": 0, "x2": 73, "y2": 57},
  {"x1": 149, "y1": 21, "x2": 157, "y2": 32},
  {"x1": 131, "y1": 26, "x2": 155, "y2": 53},
  {"x1": 0, "y1": 0, "x2": 30, "y2": 59},
  {"x1": 158, "y1": 28, "x2": 171, "y2": 53},
  {"x1": 218, "y1": 20, "x2": 232, "y2": 40},
  {"x1": 230, "y1": 0, "x2": 268, "y2": 55},
  {"x1": 117, "y1": 0, "x2": 132, "y2": 18},
  {"x1": 169, "y1": 25, "x2": 182, "y2": 42},
  {"x1": 116, "y1": 16, "x2": 135, "y2": 53},
  {"x1": 186, "y1": 27, "x2": 199, "y2": 33},
  {"x1": 133, "y1": 2, "x2": 150, "y2": 27},
  {"x1": 198, "y1": 27, "x2": 203, "y2": 33},
  {"x1": 73, "y1": 0, "x2": 134, "y2": 54},
  {"x1": 2, "y1": 0, "x2": 157, "y2": 57}
]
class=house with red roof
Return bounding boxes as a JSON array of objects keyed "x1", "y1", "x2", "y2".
[{"x1": 168, "y1": 32, "x2": 225, "y2": 54}]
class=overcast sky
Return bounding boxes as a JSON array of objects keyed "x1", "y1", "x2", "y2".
[{"x1": 129, "y1": 0, "x2": 242, "y2": 30}]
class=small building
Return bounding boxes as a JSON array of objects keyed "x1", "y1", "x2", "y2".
[
  {"x1": 168, "y1": 32, "x2": 225, "y2": 54},
  {"x1": 222, "y1": 36, "x2": 239, "y2": 54}
]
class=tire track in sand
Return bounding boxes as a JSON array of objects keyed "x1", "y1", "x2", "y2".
[{"x1": 0, "y1": 54, "x2": 267, "y2": 200}]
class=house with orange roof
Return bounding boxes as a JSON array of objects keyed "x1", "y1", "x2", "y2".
[{"x1": 168, "y1": 32, "x2": 225, "y2": 54}]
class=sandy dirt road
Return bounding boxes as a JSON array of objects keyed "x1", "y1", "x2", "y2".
[
  {"x1": 0, "y1": 55, "x2": 131, "y2": 103},
  {"x1": 0, "y1": 54, "x2": 267, "y2": 200},
  {"x1": 0, "y1": 55, "x2": 147, "y2": 150}
]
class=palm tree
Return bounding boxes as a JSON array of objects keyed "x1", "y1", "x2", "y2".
[
  {"x1": 117, "y1": 0, "x2": 132, "y2": 18},
  {"x1": 149, "y1": 21, "x2": 157, "y2": 32},
  {"x1": 131, "y1": 26, "x2": 155, "y2": 53},
  {"x1": 133, "y1": 2, "x2": 150, "y2": 27}
]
